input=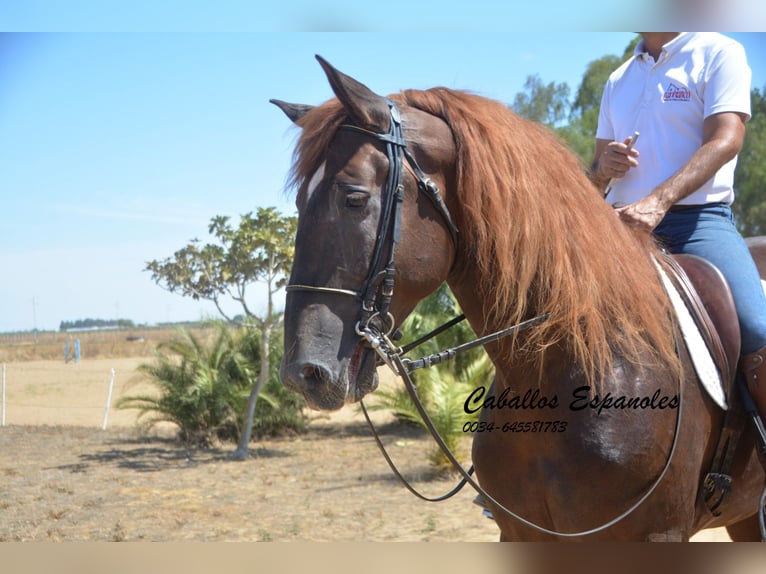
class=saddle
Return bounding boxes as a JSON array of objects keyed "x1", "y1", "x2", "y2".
[
  {"x1": 661, "y1": 253, "x2": 746, "y2": 517},
  {"x1": 662, "y1": 253, "x2": 740, "y2": 397}
]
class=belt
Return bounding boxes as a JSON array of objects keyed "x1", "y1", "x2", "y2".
[{"x1": 668, "y1": 202, "x2": 728, "y2": 213}]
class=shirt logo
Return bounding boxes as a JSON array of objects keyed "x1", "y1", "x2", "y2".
[{"x1": 663, "y1": 82, "x2": 691, "y2": 102}]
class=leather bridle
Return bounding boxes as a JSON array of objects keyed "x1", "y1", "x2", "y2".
[{"x1": 285, "y1": 99, "x2": 459, "y2": 367}]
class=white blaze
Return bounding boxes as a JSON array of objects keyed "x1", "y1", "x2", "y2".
[{"x1": 307, "y1": 162, "x2": 326, "y2": 200}]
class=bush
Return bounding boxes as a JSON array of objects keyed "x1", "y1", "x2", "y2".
[{"x1": 117, "y1": 322, "x2": 307, "y2": 445}]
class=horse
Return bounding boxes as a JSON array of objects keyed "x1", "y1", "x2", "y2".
[{"x1": 275, "y1": 55, "x2": 766, "y2": 541}]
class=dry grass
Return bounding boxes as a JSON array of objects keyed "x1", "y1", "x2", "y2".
[
  {"x1": 0, "y1": 332, "x2": 502, "y2": 542},
  {"x1": 0, "y1": 357, "x2": 159, "y2": 428},
  {"x1": 0, "y1": 420, "x2": 504, "y2": 542}
]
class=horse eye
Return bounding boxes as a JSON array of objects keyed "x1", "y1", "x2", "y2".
[{"x1": 345, "y1": 191, "x2": 369, "y2": 208}]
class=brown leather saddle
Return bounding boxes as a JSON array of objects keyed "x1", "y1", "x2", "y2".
[
  {"x1": 661, "y1": 253, "x2": 741, "y2": 399},
  {"x1": 661, "y1": 253, "x2": 744, "y2": 516}
]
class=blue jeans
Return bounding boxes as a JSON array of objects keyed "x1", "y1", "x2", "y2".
[{"x1": 654, "y1": 203, "x2": 766, "y2": 354}]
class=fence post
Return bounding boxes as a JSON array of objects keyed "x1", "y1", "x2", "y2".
[
  {"x1": 102, "y1": 368, "x2": 115, "y2": 430},
  {"x1": 1, "y1": 364, "x2": 5, "y2": 427}
]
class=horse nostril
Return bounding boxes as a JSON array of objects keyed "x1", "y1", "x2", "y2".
[{"x1": 301, "y1": 363, "x2": 331, "y2": 385}]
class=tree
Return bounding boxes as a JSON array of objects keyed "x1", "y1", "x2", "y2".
[
  {"x1": 734, "y1": 86, "x2": 766, "y2": 235},
  {"x1": 511, "y1": 75, "x2": 570, "y2": 128},
  {"x1": 117, "y1": 322, "x2": 307, "y2": 444},
  {"x1": 509, "y1": 36, "x2": 637, "y2": 166},
  {"x1": 145, "y1": 207, "x2": 297, "y2": 459},
  {"x1": 559, "y1": 53, "x2": 626, "y2": 164},
  {"x1": 238, "y1": 324, "x2": 308, "y2": 438}
]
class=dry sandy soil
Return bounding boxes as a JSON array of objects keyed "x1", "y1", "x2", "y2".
[{"x1": 0, "y1": 357, "x2": 732, "y2": 542}]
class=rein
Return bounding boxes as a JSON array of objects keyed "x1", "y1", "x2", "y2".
[
  {"x1": 368, "y1": 322, "x2": 684, "y2": 538},
  {"x1": 287, "y1": 100, "x2": 685, "y2": 538},
  {"x1": 358, "y1": 313, "x2": 549, "y2": 503}
]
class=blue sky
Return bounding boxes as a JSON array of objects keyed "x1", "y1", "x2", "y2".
[
  {"x1": 1, "y1": 32, "x2": 764, "y2": 332},
  {"x1": 0, "y1": 2, "x2": 661, "y2": 33},
  {"x1": 2, "y1": 1, "x2": 765, "y2": 32}
]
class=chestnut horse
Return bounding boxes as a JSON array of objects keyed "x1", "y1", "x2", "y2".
[{"x1": 276, "y1": 56, "x2": 765, "y2": 541}]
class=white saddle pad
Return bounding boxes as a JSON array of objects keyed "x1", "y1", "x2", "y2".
[{"x1": 655, "y1": 262, "x2": 727, "y2": 409}]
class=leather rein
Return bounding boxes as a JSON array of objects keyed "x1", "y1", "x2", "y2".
[{"x1": 285, "y1": 101, "x2": 684, "y2": 538}]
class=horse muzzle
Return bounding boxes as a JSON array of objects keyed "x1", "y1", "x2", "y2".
[{"x1": 280, "y1": 341, "x2": 379, "y2": 411}]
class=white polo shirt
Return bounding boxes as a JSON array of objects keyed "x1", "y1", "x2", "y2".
[{"x1": 596, "y1": 33, "x2": 752, "y2": 207}]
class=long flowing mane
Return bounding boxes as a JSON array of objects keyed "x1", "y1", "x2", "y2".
[{"x1": 288, "y1": 88, "x2": 680, "y2": 385}]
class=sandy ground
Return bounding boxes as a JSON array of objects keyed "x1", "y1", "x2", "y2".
[{"x1": 0, "y1": 358, "x2": 733, "y2": 541}]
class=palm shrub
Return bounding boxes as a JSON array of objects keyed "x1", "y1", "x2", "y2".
[
  {"x1": 117, "y1": 323, "x2": 263, "y2": 445},
  {"x1": 373, "y1": 283, "x2": 494, "y2": 470},
  {"x1": 377, "y1": 356, "x2": 492, "y2": 470},
  {"x1": 118, "y1": 322, "x2": 308, "y2": 446}
]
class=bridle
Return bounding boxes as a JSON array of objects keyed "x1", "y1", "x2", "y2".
[
  {"x1": 286, "y1": 99, "x2": 459, "y2": 370},
  {"x1": 284, "y1": 99, "x2": 683, "y2": 538}
]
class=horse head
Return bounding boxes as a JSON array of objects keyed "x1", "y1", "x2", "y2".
[{"x1": 276, "y1": 56, "x2": 458, "y2": 410}]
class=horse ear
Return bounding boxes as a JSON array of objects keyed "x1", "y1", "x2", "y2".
[
  {"x1": 315, "y1": 54, "x2": 391, "y2": 133},
  {"x1": 270, "y1": 99, "x2": 315, "y2": 125}
]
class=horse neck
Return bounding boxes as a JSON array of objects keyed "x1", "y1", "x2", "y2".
[
  {"x1": 447, "y1": 270, "x2": 548, "y2": 382},
  {"x1": 448, "y1": 266, "x2": 676, "y2": 401}
]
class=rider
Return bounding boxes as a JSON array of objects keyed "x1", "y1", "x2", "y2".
[{"x1": 588, "y1": 32, "x2": 766, "y2": 457}]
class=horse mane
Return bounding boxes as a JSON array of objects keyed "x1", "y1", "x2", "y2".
[{"x1": 288, "y1": 89, "x2": 680, "y2": 386}]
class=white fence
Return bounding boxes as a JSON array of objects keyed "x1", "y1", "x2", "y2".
[{"x1": 0, "y1": 361, "x2": 135, "y2": 429}]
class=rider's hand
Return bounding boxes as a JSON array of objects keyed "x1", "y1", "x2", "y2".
[{"x1": 598, "y1": 136, "x2": 639, "y2": 180}]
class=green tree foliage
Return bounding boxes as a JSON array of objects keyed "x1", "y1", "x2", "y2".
[
  {"x1": 509, "y1": 50, "x2": 633, "y2": 167},
  {"x1": 145, "y1": 207, "x2": 299, "y2": 457},
  {"x1": 145, "y1": 208, "x2": 296, "y2": 322},
  {"x1": 559, "y1": 53, "x2": 625, "y2": 163},
  {"x1": 511, "y1": 75, "x2": 570, "y2": 128},
  {"x1": 734, "y1": 86, "x2": 766, "y2": 235}
]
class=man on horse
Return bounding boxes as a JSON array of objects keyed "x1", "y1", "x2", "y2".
[{"x1": 588, "y1": 32, "x2": 766, "y2": 466}]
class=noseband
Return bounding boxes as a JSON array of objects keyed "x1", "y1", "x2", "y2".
[{"x1": 286, "y1": 99, "x2": 459, "y2": 365}]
